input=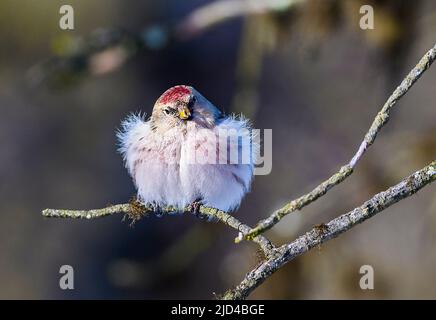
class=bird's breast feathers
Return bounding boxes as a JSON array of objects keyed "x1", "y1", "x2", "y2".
[{"x1": 118, "y1": 114, "x2": 257, "y2": 211}]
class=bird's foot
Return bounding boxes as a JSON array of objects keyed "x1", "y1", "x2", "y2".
[
  {"x1": 190, "y1": 199, "x2": 206, "y2": 219},
  {"x1": 151, "y1": 202, "x2": 164, "y2": 217},
  {"x1": 191, "y1": 199, "x2": 202, "y2": 214},
  {"x1": 126, "y1": 197, "x2": 148, "y2": 225}
]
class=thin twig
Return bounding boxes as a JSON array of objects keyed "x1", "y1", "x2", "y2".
[
  {"x1": 42, "y1": 202, "x2": 276, "y2": 256},
  {"x1": 223, "y1": 160, "x2": 436, "y2": 299},
  {"x1": 241, "y1": 43, "x2": 436, "y2": 241}
]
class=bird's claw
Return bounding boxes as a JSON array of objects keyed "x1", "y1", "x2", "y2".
[
  {"x1": 191, "y1": 200, "x2": 202, "y2": 214},
  {"x1": 151, "y1": 202, "x2": 164, "y2": 217}
]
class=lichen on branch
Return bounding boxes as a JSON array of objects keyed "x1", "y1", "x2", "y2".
[
  {"x1": 223, "y1": 160, "x2": 435, "y2": 300},
  {"x1": 42, "y1": 43, "x2": 436, "y2": 301},
  {"x1": 42, "y1": 201, "x2": 275, "y2": 256},
  {"x1": 241, "y1": 43, "x2": 436, "y2": 241}
]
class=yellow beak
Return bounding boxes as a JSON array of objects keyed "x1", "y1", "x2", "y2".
[{"x1": 179, "y1": 107, "x2": 191, "y2": 120}]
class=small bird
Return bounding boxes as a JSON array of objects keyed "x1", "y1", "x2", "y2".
[{"x1": 117, "y1": 85, "x2": 257, "y2": 212}]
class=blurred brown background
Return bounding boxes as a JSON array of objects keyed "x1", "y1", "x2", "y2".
[{"x1": 0, "y1": 0, "x2": 435, "y2": 299}]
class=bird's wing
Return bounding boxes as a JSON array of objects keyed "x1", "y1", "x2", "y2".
[
  {"x1": 215, "y1": 115, "x2": 258, "y2": 166},
  {"x1": 181, "y1": 115, "x2": 257, "y2": 211}
]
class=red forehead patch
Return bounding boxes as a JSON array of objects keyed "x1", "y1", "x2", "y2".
[{"x1": 159, "y1": 86, "x2": 192, "y2": 104}]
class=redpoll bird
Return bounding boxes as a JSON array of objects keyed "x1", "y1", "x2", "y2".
[{"x1": 118, "y1": 85, "x2": 257, "y2": 212}]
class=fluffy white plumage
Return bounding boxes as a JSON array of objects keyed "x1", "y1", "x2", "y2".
[{"x1": 117, "y1": 85, "x2": 257, "y2": 212}]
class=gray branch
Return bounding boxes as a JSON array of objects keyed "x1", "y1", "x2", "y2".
[
  {"x1": 42, "y1": 202, "x2": 275, "y2": 256},
  {"x1": 241, "y1": 43, "x2": 436, "y2": 241},
  {"x1": 222, "y1": 161, "x2": 436, "y2": 299},
  {"x1": 41, "y1": 41, "x2": 436, "y2": 300}
]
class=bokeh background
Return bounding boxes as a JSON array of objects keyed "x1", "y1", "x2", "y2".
[{"x1": 0, "y1": 0, "x2": 435, "y2": 299}]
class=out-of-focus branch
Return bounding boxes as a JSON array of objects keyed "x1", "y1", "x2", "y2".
[
  {"x1": 241, "y1": 43, "x2": 436, "y2": 241},
  {"x1": 177, "y1": 0, "x2": 303, "y2": 38},
  {"x1": 42, "y1": 202, "x2": 275, "y2": 256},
  {"x1": 223, "y1": 161, "x2": 436, "y2": 300},
  {"x1": 28, "y1": 0, "x2": 303, "y2": 87}
]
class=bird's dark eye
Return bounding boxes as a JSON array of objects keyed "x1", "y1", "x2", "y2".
[{"x1": 163, "y1": 107, "x2": 175, "y2": 115}]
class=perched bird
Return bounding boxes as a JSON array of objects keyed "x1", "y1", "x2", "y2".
[{"x1": 117, "y1": 85, "x2": 257, "y2": 212}]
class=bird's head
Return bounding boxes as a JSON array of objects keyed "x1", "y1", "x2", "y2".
[{"x1": 151, "y1": 85, "x2": 222, "y2": 133}]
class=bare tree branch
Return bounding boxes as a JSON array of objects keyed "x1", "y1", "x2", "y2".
[
  {"x1": 223, "y1": 160, "x2": 436, "y2": 300},
  {"x1": 42, "y1": 202, "x2": 275, "y2": 256},
  {"x1": 241, "y1": 43, "x2": 436, "y2": 241},
  {"x1": 40, "y1": 33, "x2": 436, "y2": 299}
]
